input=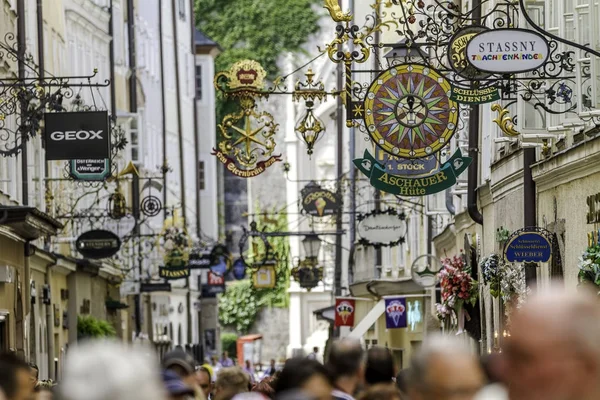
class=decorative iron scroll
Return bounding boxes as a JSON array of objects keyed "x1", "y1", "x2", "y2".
[{"x1": 0, "y1": 33, "x2": 111, "y2": 157}]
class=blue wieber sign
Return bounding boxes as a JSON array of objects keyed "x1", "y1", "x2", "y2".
[{"x1": 504, "y1": 232, "x2": 552, "y2": 263}]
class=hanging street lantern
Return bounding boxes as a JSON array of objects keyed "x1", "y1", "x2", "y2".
[
  {"x1": 292, "y1": 68, "x2": 328, "y2": 157},
  {"x1": 302, "y1": 233, "x2": 322, "y2": 260},
  {"x1": 295, "y1": 100, "x2": 325, "y2": 157},
  {"x1": 291, "y1": 258, "x2": 324, "y2": 291}
]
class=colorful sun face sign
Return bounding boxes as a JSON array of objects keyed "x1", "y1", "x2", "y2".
[{"x1": 364, "y1": 64, "x2": 458, "y2": 159}]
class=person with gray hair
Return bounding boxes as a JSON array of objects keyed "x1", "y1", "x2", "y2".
[
  {"x1": 59, "y1": 340, "x2": 167, "y2": 400},
  {"x1": 501, "y1": 288, "x2": 600, "y2": 400},
  {"x1": 326, "y1": 338, "x2": 366, "y2": 400},
  {"x1": 407, "y1": 334, "x2": 485, "y2": 400}
]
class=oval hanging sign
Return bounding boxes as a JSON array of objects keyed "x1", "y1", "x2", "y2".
[
  {"x1": 357, "y1": 209, "x2": 407, "y2": 247},
  {"x1": 466, "y1": 29, "x2": 549, "y2": 74},
  {"x1": 301, "y1": 182, "x2": 339, "y2": 217},
  {"x1": 504, "y1": 231, "x2": 552, "y2": 263},
  {"x1": 76, "y1": 230, "x2": 121, "y2": 259}
]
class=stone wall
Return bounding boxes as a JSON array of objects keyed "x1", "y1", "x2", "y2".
[
  {"x1": 251, "y1": 307, "x2": 289, "y2": 363},
  {"x1": 223, "y1": 306, "x2": 289, "y2": 364}
]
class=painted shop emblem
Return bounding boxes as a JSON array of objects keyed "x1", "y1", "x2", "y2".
[
  {"x1": 363, "y1": 64, "x2": 458, "y2": 159},
  {"x1": 353, "y1": 149, "x2": 472, "y2": 197},
  {"x1": 300, "y1": 181, "x2": 340, "y2": 217}
]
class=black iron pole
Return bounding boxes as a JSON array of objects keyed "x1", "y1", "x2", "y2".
[
  {"x1": 127, "y1": 0, "x2": 137, "y2": 113},
  {"x1": 523, "y1": 148, "x2": 537, "y2": 286},
  {"x1": 467, "y1": 0, "x2": 483, "y2": 225},
  {"x1": 171, "y1": 0, "x2": 187, "y2": 228},
  {"x1": 159, "y1": 0, "x2": 168, "y2": 216},
  {"x1": 17, "y1": 0, "x2": 27, "y2": 205},
  {"x1": 109, "y1": 0, "x2": 117, "y2": 120},
  {"x1": 188, "y1": 0, "x2": 197, "y2": 347},
  {"x1": 334, "y1": 60, "x2": 343, "y2": 297}
]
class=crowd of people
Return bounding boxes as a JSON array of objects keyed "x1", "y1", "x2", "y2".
[{"x1": 0, "y1": 286, "x2": 599, "y2": 400}]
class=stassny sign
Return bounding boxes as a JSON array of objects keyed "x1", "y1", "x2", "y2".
[
  {"x1": 45, "y1": 111, "x2": 110, "y2": 161},
  {"x1": 466, "y1": 29, "x2": 549, "y2": 74}
]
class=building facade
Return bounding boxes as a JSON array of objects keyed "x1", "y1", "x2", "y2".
[{"x1": 0, "y1": 0, "x2": 221, "y2": 377}]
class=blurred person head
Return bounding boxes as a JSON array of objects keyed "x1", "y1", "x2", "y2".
[
  {"x1": 0, "y1": 353, "x2": 32, "y2": 400},
  {"x1": 215, "y1": 367, "x2": 249, "y2": 400},
  {"x1": 34, "y1": 380, "x2": 55, "y2": 400},
  {"x1": 327, "y1": 338, "x2": 365, "y2": 395},
  {"x1": 270, "y1": 360, "x2": 276, "y2": 368},
  {"x1": 357, "y1": 384, "x2": 403, "y2": 400},
  {"x1": 395, "y1": 369, "x2": 410, "y2": 397},
  {"x1": 313, "y1": 347, "x2": 319, "y2": 354},
  {"x1": 59, "y1": 340, "x2": 166, "y2": 400},
  {"x1": 196, "y1": 366, "x2": 213, "y2": 399},
  {"x1": 275, "y1": 357, "x2": 332, "y2": 400},
  {"x1": 28, "y1": 364, "x2": 39, "y2": 389},
  {"x1": 222, "y1": 352, "x2": 229, "y2": 360},
  {"x1": 162, "y1": 349, "x2": 198, "y2": 389},
  {"x1": 480, "y1": 354, "x2": 503, "y2": 384},
  {"x1": 408, "y1": 334, "x2": 485, "y2": 400},
  {"x1": 245, "y1": 360, "x2": 252, "y2": 369},
  {"x1": 502, "y1": 288, "x2": 600, "y2": 400},
  {"x1": 273, "y1": 390, "x2": 314, "y2": 400},
  {"x1": 163, "y1": 370, "x2": 196, "y2": 400},
  {"x1": 365, "y1": 347, "x2": 395, "y2": 386},
  {"x1": 252, "y1": 380, "x2": 275, "y2": 399}
]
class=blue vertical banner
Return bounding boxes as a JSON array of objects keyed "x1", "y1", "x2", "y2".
[{"x1": 385, "y1": 297, "x2": 408, "y2": 329}]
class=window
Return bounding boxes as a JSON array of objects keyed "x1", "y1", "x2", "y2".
[
  {"x1": 198, "y1": 161, "x2": 205, "y2": 190},
  {"x1": 195, "y1": 65, "x2": 203, "y2": 100},
  {"x1": 178, "y1": 0, "x2": 186, "y2": 20}
]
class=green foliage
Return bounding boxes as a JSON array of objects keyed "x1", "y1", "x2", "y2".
[
  {"x1": 77, "y1": 315, "x2": 116, "y2": 339},
  {"x1": 579, "y1": 244, "x2": 600, "y2": 291},
  {"x1": 218, "y1": 208, "x2": 290, "y2": 334},
  {"x1": 221, "y1": 333, "x2": 238, "y2": 357},
  {"x1": 195, "y1": 0, "x2": 322, "y2": 131}
]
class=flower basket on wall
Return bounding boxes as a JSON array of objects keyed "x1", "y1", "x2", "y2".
[
  {"x1": 578, "y1": 244, "x2": 600, "y2": 295},
  {"x1": 435, "y1": 254, "x2": 478, "y2": 331}
]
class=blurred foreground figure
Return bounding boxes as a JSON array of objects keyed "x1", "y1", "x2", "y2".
[
  {"x1": 0, "y1": 353, "x2": 32, "y2": 400},
  {"x1": 357, "y1": 384, "x2": 403, "y2": 400},
  {"x1": 214, "y1": 367, "x2": 249, "y2": 400},
  {"x1": 33, "y1": 380, "x2": 55, "y2": 400},
  {"x1": 163, "y1": 370, "x2": 196, "y2": 400},
  {"x1": 364, "y1": 347, "x2": 396, "y2": 386},
  {"x1": 502, "y1": 289, "x2": 600, "y2": 400},
  {"x1": 275, "y1": 358, "x2": 332, "y2": 400},
  {"x1": 327, "y1": 338, "x2": 365, "y2": 400},
  {"x1": 59, "y1": 340, "x2": 166, "y2": 400},
  {"x1": 408, "y1": 334, "x2": 484, "y2": 400}
]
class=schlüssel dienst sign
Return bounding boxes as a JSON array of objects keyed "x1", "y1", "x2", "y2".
[
  {"x1": 504, "y1": 232, "x2": 552, "y2": 263},
  {"x1": 466, "y1": 29, "x2": 549, "y2": 74}
]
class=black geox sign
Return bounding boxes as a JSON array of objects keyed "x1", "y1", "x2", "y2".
[{"x1": 44, "y1": 111, "x2": 110, "y2": 161}]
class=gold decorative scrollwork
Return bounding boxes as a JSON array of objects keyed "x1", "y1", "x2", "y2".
[
  {"x1": 491, "y1": 104, "x2": 520, "y2": 137},
  {"x1": 324, "y1": 0, "x2": 353, "y2": 22},
  {"x1": 218, "y1": 98, "x2": 279, "y2": 169}
]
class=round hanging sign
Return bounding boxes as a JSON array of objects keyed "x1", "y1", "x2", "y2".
[
  {"x1": 357, "y1": 209, "x2": 407, "y2": 247},
  {"x1": 364, "y1": 64, "x2": 458, "y2": 159},
  {"x1": 410, "y1": 254, "x2": 442, "y2": 288},
  {"x1": 76, "y1": 230, "x2": 121, "y2": 259}
]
